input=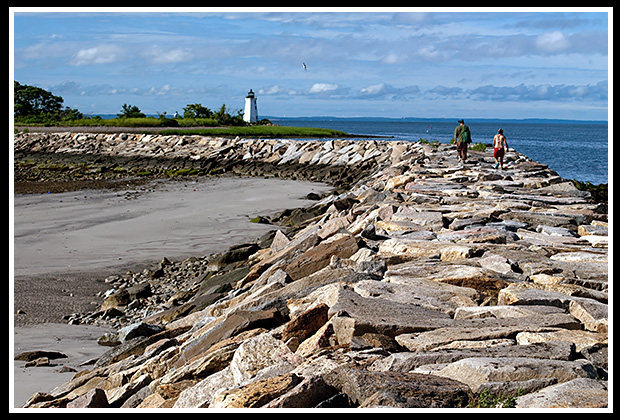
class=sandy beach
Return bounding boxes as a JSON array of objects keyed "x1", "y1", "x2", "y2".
[{"x1": 11, "y1": 175, "x2": 331, "y2": 408}]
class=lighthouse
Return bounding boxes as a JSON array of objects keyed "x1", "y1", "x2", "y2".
[{"x1": 243, "y1": 89, "x2": 258, "y2": 123}]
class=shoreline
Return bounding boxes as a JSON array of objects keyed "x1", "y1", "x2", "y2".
[
  {"x1": 13, "y1": 175, "x2": 333, "y2": 322},
  {"x1": 12, "y1": 174, "x2": 332, "y2": 407}
]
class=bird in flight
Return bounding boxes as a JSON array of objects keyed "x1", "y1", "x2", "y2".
[{"x1": 302, "y1": 62, "x2": 307, "y2": 71}]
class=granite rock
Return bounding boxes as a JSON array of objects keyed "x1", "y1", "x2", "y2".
[{"x1": 16, "y1": 134, "x2": 608, "y2": 409}]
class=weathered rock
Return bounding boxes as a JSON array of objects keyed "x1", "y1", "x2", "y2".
[
  {"x1": 285, "y1": 234, "x2": 360, "y2": 281},
  {"x1": 163, "y1": 329, "x2": 264, "y2": 386},
  {"x1": 550, "y1": 251, "x2": 607, "y2": 264},
  {"x1": 118, "y1": 322, "x2": 163, "y2": 343},
  {"x1": 516, "y1": 329, "x2": 608, "y2": 352},
  {"x1": 371, "y1": 341, "x2": 576, "y2": 373},
  {"x1": 105, "y1": 373, "x2": 151, "y2": 407},
  {"x1": 323, "y1": 367, "x2": 470, "y2": 408},
  {"x1": 66, "y1": 388, "x2": 109, "y2": 408},
  {"x1": 440, "y1": 245, "x2": 474, "y2": 262},
  {"x1": 568, "y1": 298, "x2": 608, "y2": 333},
  {"x1": 245, "y1": 230, "x2": 320, "y2": 282},
  {"x1": 478, "y1": 254, "x2": 515, "y2": 274},
  {"x1": 386, "y1": 260, "x2": 514, "y2": 292},
  {"x1": 176, "y1": 308, "x2": 285, "y2": 364},
  {"x1": 516, "y1": 378, "x2": 608, "y2": 408},
  {"x1": 25, "y1": 357, "x2": 51, "y2": 367},
  {"x1": 478, "y1": 378, "x2": 559, "y2": 399},
  {"x1": 499, "y1": 210, "x2": 577, "y2": 229},
  {"x1": 173, "y1": 366, "x2": 235, "y2": 408},
  {"x1": 453, "y1": 304, "x2": 565, "y2": 320},
  {"x1": 280, "y1": 303, "x2": 329, "y2": 346},
  {"x1": 354, "y1": 278, "x2": 480, "y2": 316},
  {"x1": 208, "y1": 243, "x2": 260, "y2": 271},
  {"x1": 498, "y1": 283, "x2": 607, "y2": 308},
  {"x1": 326, "y1": 285, "x2": 453, "y2": 338},
  {"x1": 100, "y1": 289, "x2": 131, "y2": 310},
  {"x1": 228, "y1": 332, "x2": 305, "y2": 385},
  {"x1": 15, "y1": 350, "x2": 68, "y2": 362},
  {"x1": 432, "y1": 357, "x2": 598, "y2": 392},
  {"x1": 264, "y1": 375, "x2": 340, "y2": 408},
  {"x1": 209, "y1": 373, "x2": 302, "y2": 408},
  {"x1": 395, "y1": 313, "x2": 581, "y2": 352}
]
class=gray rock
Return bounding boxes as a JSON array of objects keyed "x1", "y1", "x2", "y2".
[
  {"x1": 326, "y1": 285, "x2": 452, "y2": 338},
  {"x1": 433, "y1": 357, "x2": 598, "y2": 392},
  {"x1": 323, "y1": 367, "x2": 470, "y2": 408},
  {"x1": 66, "y1": 388, "x2": 109, "y2": 408},
  {"x1": 354, "y1": 278, "x2": 480, "y2": 316},
  {"x1": 371, "y1": 341, "x2": 577, "y2": 373},
  {"x1": 516, "y1": 378, "x2": 608, "y2": 408},
  {"x1": 395, "y1": 313, "x2": 581, "y2": 352},
  {"x1": 118, "y1": 322, "x2": 163, "y2": 343}
]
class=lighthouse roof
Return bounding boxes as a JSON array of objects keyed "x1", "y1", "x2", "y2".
[{"x1": 246, "y1": 89, "x2": 255, "y2": 98}]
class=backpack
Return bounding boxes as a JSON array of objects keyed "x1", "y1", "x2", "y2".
[{"x1": 461, "y1": 129, "x2": 471, "y2": 143}]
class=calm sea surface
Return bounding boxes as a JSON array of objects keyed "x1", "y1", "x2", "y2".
[{"x1": 272, "y1": 119, "x2": 609, "y2": 185}]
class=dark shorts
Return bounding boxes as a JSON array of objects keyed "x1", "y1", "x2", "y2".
[
  {"x1": 494, "y1": 147, "x2": 504, "y2": 158},
  {"x1": 457, "y1": 142, "x2": 467, "y2": 153}
]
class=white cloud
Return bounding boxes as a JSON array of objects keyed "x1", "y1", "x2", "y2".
[
  {"x1": 360, "y1": 83, "x2": 385, "y2": 95},
  {"x1": 142, "y1": 47, "x2": 194, "y2": 64},
  {"x1": 309, "y1": 83, "x2": 338, "y2": 94},
  {"x1": 535, "y1": 31, "x2": 570, "y2": 52},
  {"x1": 468, "y1": 81, "x2": 607, "y2": 102},
  {"x1": 71, "y1": 45, "x2": 123, "y2": 66},
  {"x1": 357, "y1": 83, "x2": 420, "y2": 100},
  {"x1": 260, "y1": 85, "x2": 282, "y2": 95},
  {"x1": 381, "y1": 53, "x2": 402, "y2": 64},
  {"x1": 416, "y1": 45, "x2": 443, "y2": 61}
]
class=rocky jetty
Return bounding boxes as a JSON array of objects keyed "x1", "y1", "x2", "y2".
[{"x1": 15, "y1": 132, "x2": 608, "y2": 409}]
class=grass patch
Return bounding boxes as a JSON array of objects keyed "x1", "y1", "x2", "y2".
[
  {"x1": 164, "y1": 168, "x2": 204, "y2": 177},
  {"x1": 418, "y1": 138, "x2": 440, "y2": 148},
  {"x1": 466, "y1": 389, "x2": 522, "y2": 408},
  {"x1": 469, "y1": 142, "x2": 487, "y2": 152},
  {"x1": 16, "y1": 118, "x2": 352, "y2": 138}
]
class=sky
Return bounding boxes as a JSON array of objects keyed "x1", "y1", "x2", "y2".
[{"x1": 10, "y1": 8, "x2": 611, "y2": 121}]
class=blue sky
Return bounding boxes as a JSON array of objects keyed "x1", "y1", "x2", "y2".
[{"x1": 11, "y1": 8, "x2": 611, "y2": 121}]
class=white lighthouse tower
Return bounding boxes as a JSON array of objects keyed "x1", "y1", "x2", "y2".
[{"x1": 243, "y1": 89, "x2": 258, "y2": 123}]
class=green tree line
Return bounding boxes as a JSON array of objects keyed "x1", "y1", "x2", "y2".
[{"x1": 13, "y1": 81, "x2": 250, "y2": 127}]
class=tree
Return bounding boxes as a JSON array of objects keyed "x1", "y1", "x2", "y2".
[
  {"x1": 213, "y1": 104, "x2": 244, "y2": 126},
  {"x1": 14, "y1": 81, "x2": 64, "y2": 117},
  {"x1": 182, "y1": 103, "x2": 212, "y2": 119},
  {"x1": 117, "y1": 104, "x2": 146, "y2": 118}
]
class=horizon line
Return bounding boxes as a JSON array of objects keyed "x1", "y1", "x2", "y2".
[{"x1": 89, "y1": 113, "x2": 608, "y2": 124}]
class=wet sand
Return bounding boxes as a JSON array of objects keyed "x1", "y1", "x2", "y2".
[{"x1": 11, "y1": 175, "x2": 331, "y2": 408}]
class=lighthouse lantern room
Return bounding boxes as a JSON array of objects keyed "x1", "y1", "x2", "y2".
[{"x1": 243, "y1": 89, "x2": 258, "y2": 123}]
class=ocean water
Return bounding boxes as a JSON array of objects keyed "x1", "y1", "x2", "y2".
[{"x1": 271, "y1": 119, "x2": 609, "y2": 185}]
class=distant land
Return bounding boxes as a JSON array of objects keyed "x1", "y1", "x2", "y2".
[
  {"x1": 266, "y1": 116, "x2": 608, "y2": 125},
  {"x1": 92, "y1": 114, "x2": 607, "y2": 125}
]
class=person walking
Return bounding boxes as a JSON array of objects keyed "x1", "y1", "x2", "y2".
[
  {"x1": 493, "y1": 128, "x2": 509, "y2": 170},
  {"x1": 453, "y1": 119, "x2": 471, "y2": 164}
]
